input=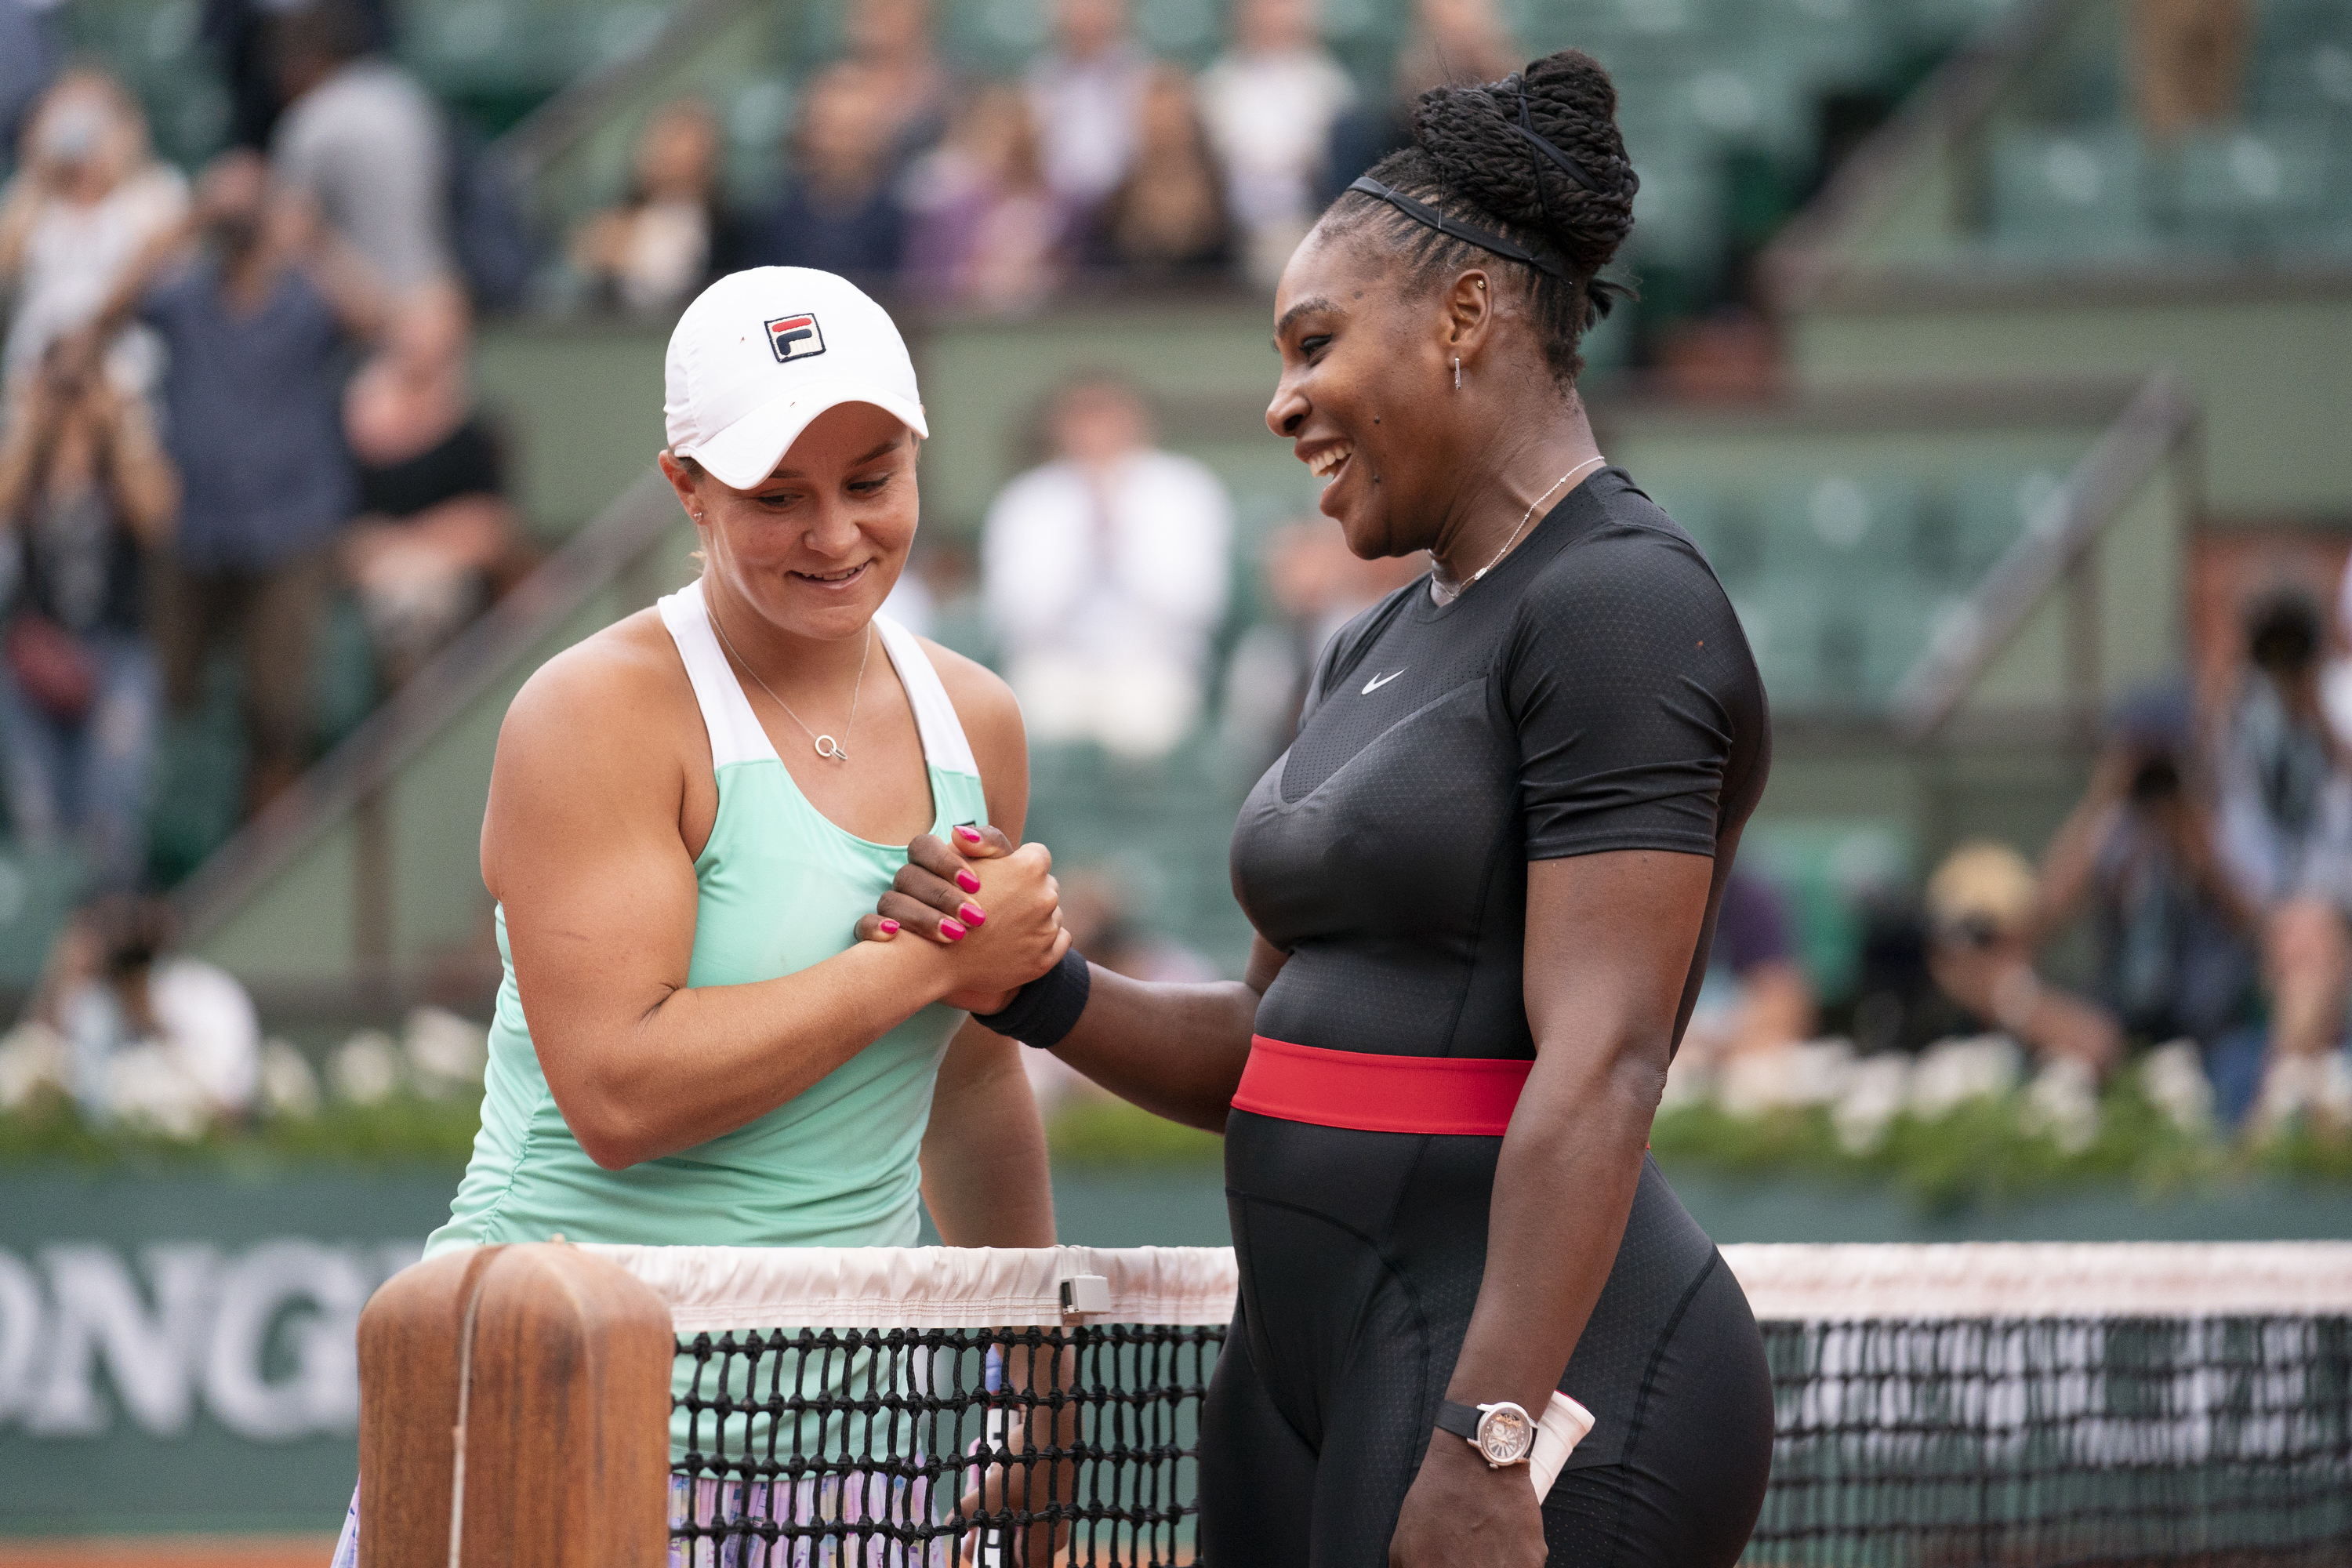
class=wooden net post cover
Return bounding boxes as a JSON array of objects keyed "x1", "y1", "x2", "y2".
[{"x1": 358, "y1": 1242, "x2": 673, "y2": 1568}]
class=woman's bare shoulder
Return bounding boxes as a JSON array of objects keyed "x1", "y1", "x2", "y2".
[{"x1": 498, "y1": 608, "x2": 700, "y2": 776}]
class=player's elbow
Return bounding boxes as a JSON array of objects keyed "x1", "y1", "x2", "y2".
[{"x1": 555, "y1": 1083, "x2": 658, "y2": 1170}]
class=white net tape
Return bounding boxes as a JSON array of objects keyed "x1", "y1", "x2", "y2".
[{"x1": 585, "y1": 1241, "x2": 2352, "y2": 1330}]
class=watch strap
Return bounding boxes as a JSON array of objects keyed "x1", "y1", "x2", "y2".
[{"x1": 1434, "y1": 1399, "x2": 1483, "y2": 1442}]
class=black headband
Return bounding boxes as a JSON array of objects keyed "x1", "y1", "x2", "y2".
[{"x1": 1346, "y1": 176, "x2": 1565, "y2": 279}]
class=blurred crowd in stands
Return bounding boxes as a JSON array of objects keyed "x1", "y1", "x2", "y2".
[
  {"x1": 565, "y1": 0, "x2": 1511, "y2": 310},
  {"x1": 1678, "y1": 586, "x2": 2352, "y2": 1143},
  {"x1": 0, "y1": 3, "x2": 525, "y2": 891}
]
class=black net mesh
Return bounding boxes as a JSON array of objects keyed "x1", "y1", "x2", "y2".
[
  {"x1": 664, "y1": 1310, "x2": 2352, "y2": 1566},
  {"x1": 1748, "y1": 1314, "x2": 2352, "y2": 1566},
  {"x1": 668, "y1": 1322, "x2": 1223, "y2": 1567}
]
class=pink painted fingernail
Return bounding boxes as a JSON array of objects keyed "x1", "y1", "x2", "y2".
[
  {"x1": 879, "y1": 919, "x2": 899, "y2": 935},
  {"x1": 956, "y1": 826, "x2": 984, "y2": 844},
  {"x1": 958, "y1": 902, "x2": 987, "y2": 927},
  {"x1": 940, "y1": 918, "x2": 967, "y2": 940},
  {"x1": 955, "y1": 868, "x2": 982, "y2": 894}
]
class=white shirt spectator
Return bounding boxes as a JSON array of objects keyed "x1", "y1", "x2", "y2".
[
  {"x1": 272, "y1": 57, "x2": 451, "y2": 290},
  {"x1": 64, "y1": 956, "x2": 263, "y2": 1133},
  {"x1": 983, "y1": 446, "x2": 1231, "y2": 757},
  {"x1": 1199, "y1": 45, "x2": 1355, "y2": 277},
  {"x1": 0, "y1": 162, "x2": 187, "y2": 391},
  {"x1": 1025, "y1": 46, "x2": 1152, "y2": 208}
]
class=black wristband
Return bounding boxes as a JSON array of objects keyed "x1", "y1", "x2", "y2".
[{"x1": 971, "y1": 945, "x2": 1091, "y2": 1048}]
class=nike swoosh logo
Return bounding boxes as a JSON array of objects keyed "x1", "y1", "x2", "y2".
[{"x1": 1362, "y1": 670, "x2": 1406, "y2": 694}]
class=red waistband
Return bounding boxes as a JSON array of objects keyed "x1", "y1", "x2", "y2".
[{"x1": 1230, "y1": 1035, "x2": 1531, "y2": 1136}]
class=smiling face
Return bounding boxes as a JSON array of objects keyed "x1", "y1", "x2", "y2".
[
  {"x1": 1266, "y1": 227, "x2": 1465, "y2": 561},
  {"x1": 662, "y1": 401, "x2": 920, "y2": 644}
]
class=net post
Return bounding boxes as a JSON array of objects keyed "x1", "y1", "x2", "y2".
[{"x1": 359, "y1": 1242, "x2": 673, "y2": 1567}]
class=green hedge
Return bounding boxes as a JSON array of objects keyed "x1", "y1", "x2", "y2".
[{"x1": 0, "y1": 1087, "x2": 482, "y2": 1171}]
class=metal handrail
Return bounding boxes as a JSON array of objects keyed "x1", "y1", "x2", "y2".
[
  {"x1": 171, "y1": 470, "x2": 681, "y2": 942},
  {"x1": 1762, "y1": 0, "x2": 2088, "y2": 309},
  {"x1": 493, "y1": 0, "x2": 761, "y2": 188},
  {"x1": 1889, "y1": 368, "x2": 2199, "y2": 740}
]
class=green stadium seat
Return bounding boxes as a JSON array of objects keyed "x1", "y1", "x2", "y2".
[
  {"x1": 1987, "y1": 125, "x2": 2156, "y2": 259},
  {"x1": 2171, "y1": 124, "x2": 2335, "y2": 247}
]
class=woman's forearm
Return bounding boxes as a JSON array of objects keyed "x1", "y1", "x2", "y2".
[
  {"x1": 540, "y1": 936, "x2": 962, "y2": 1168},
  {"x1": 1047, "y1": 967, "x2": 1258, "y2": 1131},
  {"x1": 1443, "y1": 1043, "x2": 1662, "y2": 1420}
]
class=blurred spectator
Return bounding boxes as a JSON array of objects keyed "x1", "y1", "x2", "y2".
[
  {"x1": 90, "y1": 150, "x2": 387, "y2": 814},
  {"x1": 2213, "y1": 590, "x2": 2352, "y2": 1128},
  {"x1": 848, "y1": 0, "x2": 953, "y2": 158},
  {"x1": 1200, "y1": 0, "x2": 1355, "y2": 287},
  {"x1": 0, "y1": 71, "x2": 190, "y2": 393},
  {"x1": 270, "y1": 0, "x2": 452, "y2": 292},
  {"x1": 1680, "y1": 870, "x2": 1820, "y2": 1067},
  {"x1": 1091, "y1": 68, "x2": 1234, "y2": 281},
  {"x1": 1026, "y1": 0, "x2": 1152, "y2": 212},
  {"x1": 0, "y1": 0, "x2": 60, "y2": 162},
  {"x1": 0, "y1": 344, "x2": 179, "y2": 887},
  {"x1": 982, "y1": 376, "x2": 1230, "y2": 757},
  {"x1": 1220, "y1": 517, "x2": 1423, "y2": 767},
  {"x1": 569, "y1": 99, "x2": 745, "y2": 314},
  {"x1": 1323, "y1": 0, "x2": 1516, "y2": 202},
  {"x1": 343, "y1": 281, "x2": 520, "y2": 688},
  {"x1": 33, "y1": 895, "x2": 260, "y2": 1133},
  {"x1": 900, "y1": 85, "x2": 1070, "y2": 312},
  {"x1": 1922, "y1": 840, "x2": 2124, "y2": 1077},
  {"x1": 2129, "y1": 0, "x2": 2250, "y2": 139},
  {"x1": 759, "y1": 64, "x2": 906, "y2": 282},
  {"x1": 201, "y1": 0, "x2": 394, "y2": 151},
  {"x1": 2040, "y1": 688, "x2": 2267, "y2": 1115}
]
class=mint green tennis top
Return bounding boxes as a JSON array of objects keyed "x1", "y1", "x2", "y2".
[{"x1": 426, "y1": 578, "x2": 987, "y2": 1258}]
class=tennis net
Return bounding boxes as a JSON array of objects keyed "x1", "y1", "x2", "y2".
[{"x1": 581, "y1": 1241, "x2": 2352, "y2": 1567}]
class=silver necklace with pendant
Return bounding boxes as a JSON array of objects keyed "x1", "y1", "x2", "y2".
[
  {"x1": 1430, "y1": 455, "x2": 1606, "y2": 606},
  {"x1": 708, "y1": 605, "x2": 871, "y2": 762}
]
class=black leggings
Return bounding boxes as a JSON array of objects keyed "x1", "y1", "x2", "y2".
[{"x1": 1197, "y1": 1116, "x2": 1773, "y2": 1567}]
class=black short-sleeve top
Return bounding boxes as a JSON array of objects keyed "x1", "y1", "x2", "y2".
[{"x1": 1229, "y1": 469, "x2": 1770, "y2": 1062}]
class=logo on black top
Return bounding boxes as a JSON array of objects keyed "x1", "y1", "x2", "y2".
[{"x1": 765, "y1": 314, "x2": 826, "y2": 364}]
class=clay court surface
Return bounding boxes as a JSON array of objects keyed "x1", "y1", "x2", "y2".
[{"x1": 0, "y1": 1540, "x2": 336, "y2": 1567}]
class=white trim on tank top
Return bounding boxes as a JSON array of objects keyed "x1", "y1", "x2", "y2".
[{"x1": 656, "y1": 576, "x2": 978, "y2": 777}]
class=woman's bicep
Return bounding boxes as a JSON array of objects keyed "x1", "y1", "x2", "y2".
[
  {"x1": 1522, "y1": 851, "x2": 1711, "y2": 1072},
  {"x1": 483, "y1": 660, "x2": 701, "y2": 1073}
]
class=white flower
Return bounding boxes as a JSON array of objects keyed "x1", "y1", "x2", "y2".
[
  {"x1": 1719, "y1": 1039, "x2": 1854, "y2": 1118},
  {"x1": 260, "y1": 1039, "x2": 322, "y2": 1120},
  {"x1": 1833, "y1": 1054, "x2": 1911, "y2": 1154},
  {"x1": 2140, "y1": 1040, "x2": 2213, "y2": 1135},
  {"x1": 1659, "y1": 1045, "x2": 1716, "y2": 1109},
  {"x1": 103, "y1": 1044, "x2": 210, "y2": 1141},
  {"x1": 404, "y1": 1007, "x2": 488, "y2": 1097},
  {"x1": 2023, "y1": 1057, "x2": 2100, "y2": 1155},
  {"x1": 328, "y1": 1032, "x2": 404, "y2": 1105},
  {"x1": 1908, "y1": 1035, "x2": 2023, "y2": 1118},
  {"x1": 0, "y1": 1022, "x2": 67, "y2": 1110}
]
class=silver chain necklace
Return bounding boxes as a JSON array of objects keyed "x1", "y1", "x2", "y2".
[
  {"x1": 708, "y1": 604, "x2": 872, "y2": 762},
  {"x1": 1435, "y1": 454, "x2": 1607, "y2": 605}
]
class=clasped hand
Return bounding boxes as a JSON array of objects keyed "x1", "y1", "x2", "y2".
[{"x1": 855, "y1": 826, "x2": 1067, "y2": 1012}]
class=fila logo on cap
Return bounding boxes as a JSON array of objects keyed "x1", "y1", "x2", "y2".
[{"x1": 765, "y1": 314, "x2": 826, "y2": 364}]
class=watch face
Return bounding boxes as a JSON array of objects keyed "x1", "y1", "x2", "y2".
[{"x1": 1475, "y1": 1403, "x2": 1535, "y2": 1465}]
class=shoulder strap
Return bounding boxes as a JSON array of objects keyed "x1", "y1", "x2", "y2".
[
  {"x1": 656, "y1": 578, "x2": 779, "y2": 769},
  {"x1": 872, "y1": 614, "x2": 979, "y2": 778}
]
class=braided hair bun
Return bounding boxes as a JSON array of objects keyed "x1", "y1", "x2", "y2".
[{"x1": 1331, "y1": 49, "x2": 1639, "y2": 386}]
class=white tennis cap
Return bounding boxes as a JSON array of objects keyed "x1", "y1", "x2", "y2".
[{"x1": 662, "y1": 267, "x2": 928, "y2": 491}]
